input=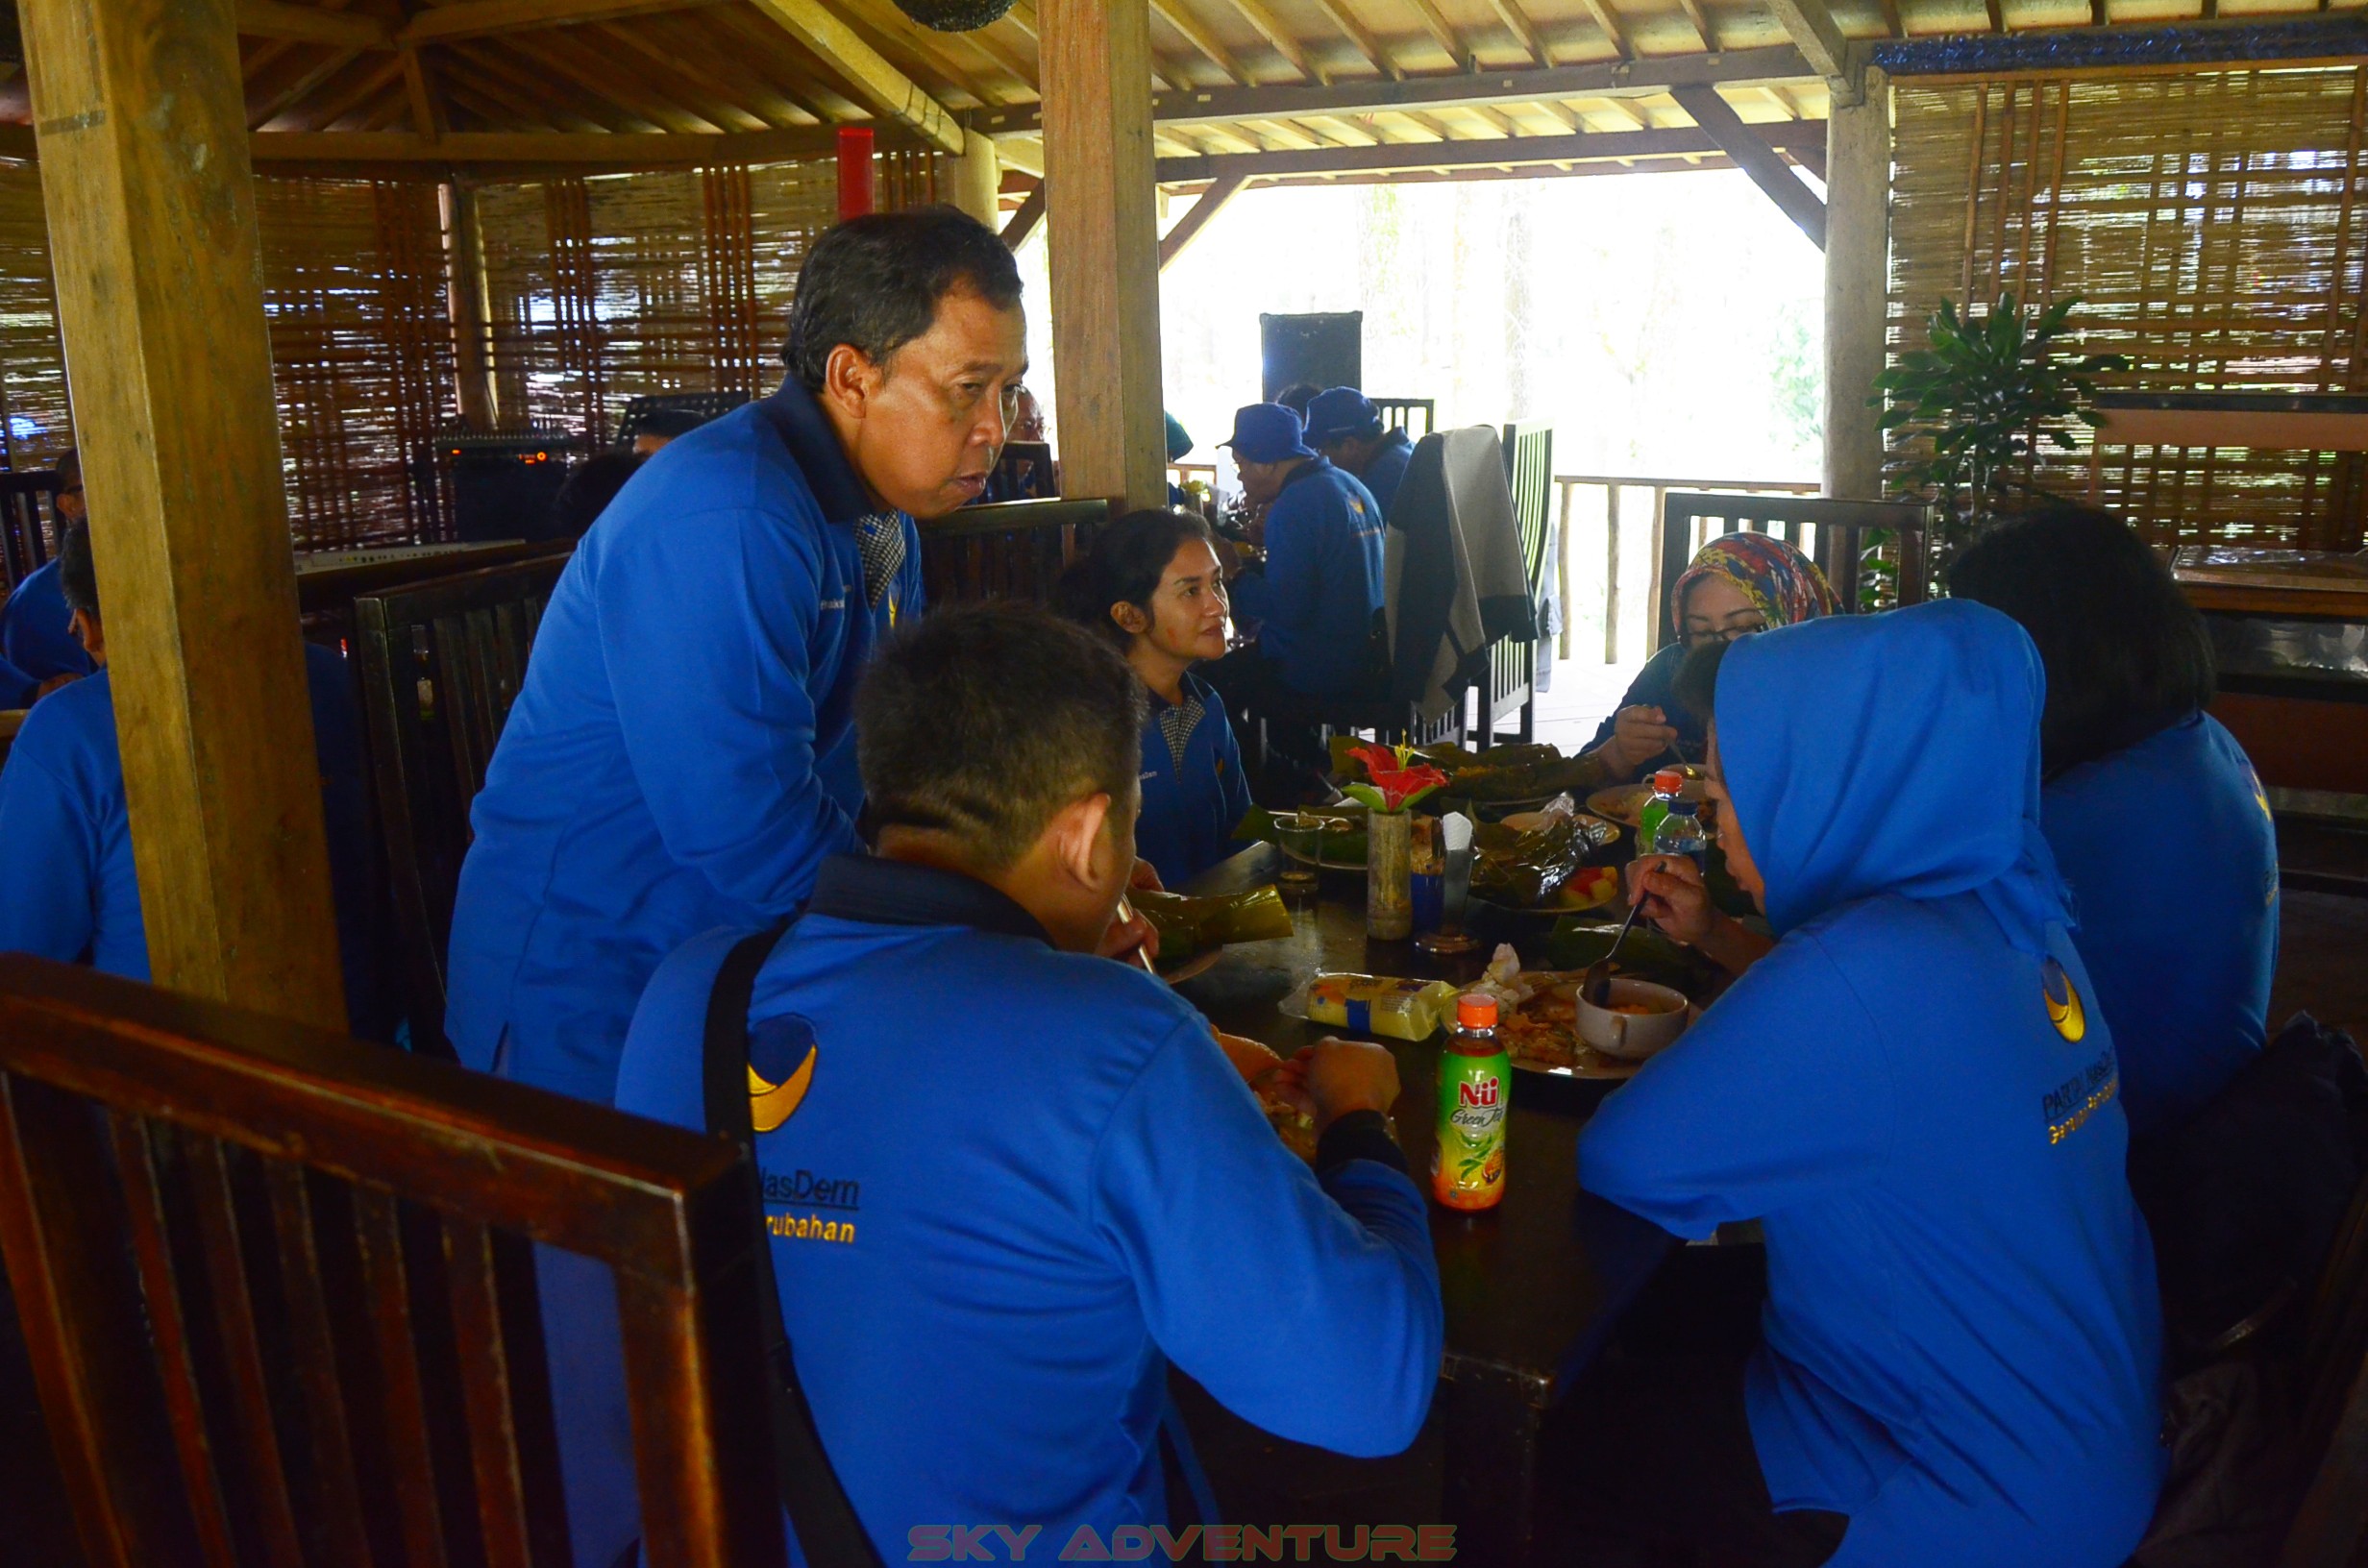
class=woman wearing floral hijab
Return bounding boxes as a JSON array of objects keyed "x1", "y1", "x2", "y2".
[{"x1": 1587, "y1": 532, "x2": 1841, "y2": 781}]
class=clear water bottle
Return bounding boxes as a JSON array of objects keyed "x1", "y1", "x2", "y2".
[
  {"x1": 1651, "y1": 797, "x2": 1709, "y2": 869},
  {"x1": 1638, "y1": 768, "x2": 1685, "y2": 849}
]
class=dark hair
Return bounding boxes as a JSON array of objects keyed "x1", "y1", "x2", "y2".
[
  {"x1": 1054, "y1": 508, "x2": 1217, "y2": 650},
  {"x1": 1672, "y1": 637, "x2": 1730, "y2": 728},
  {"x1": 856, "y1": 602, "x2": 1146, "y2": 870},
  {"x1": 547, "y1": 452, "x2": 645, "y2": 540},
  {"x1": 57, "y1": 521, "x2": 96, "y2": 621},
  {"x1": 1947, "y1": 504, "x2": 2214, "y2": 776},
  {"x1": 54, "y1": 447, "x2": 79, "y2": 487},
  {"x1": 783, "y1": 207, "x2": 1024, "y2": 394},
  {"x1": 1275, "y1": 382, "x2": 1320, "y2": 418}
]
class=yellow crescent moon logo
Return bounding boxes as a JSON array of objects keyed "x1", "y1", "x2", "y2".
[
  {"x1": 2041, "y1": 958, "x2": 2086, "y2": 1043},
  {"x1": 749, "y1": 1044, "x2": 817, "y2": 1134}
]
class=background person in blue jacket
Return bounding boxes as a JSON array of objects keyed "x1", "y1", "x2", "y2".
[
  {"x1": 1566, "y1": 603, "x2": 2166, "y2": 1568},
  {"x1": 0, "y1": 523, "x2": 391, "y2": 1039},
  {"x1": 1057, "y1": 507, "x2": 1252, "y2": 883},
  {"x1": 1951, "y1": 505, "x2": 2278, "y2": 1140},
  {"x1": 1205, "y1": 403, "x2": 1384, "y2": 801},
  {"x1": 1303, "y1": 387, "x2": 1416, "y2": 518},
  {"x1": 444, "y1": 208, "x2": 1044, "y2": 1105},
  {"x1": 594, "y1": 604, "x2": 1441, "y2": 1563},
  {"x1": 0, "y1": 448, "x2": 97, "y2": 694}
]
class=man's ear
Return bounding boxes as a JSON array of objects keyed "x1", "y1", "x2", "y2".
[
  {"x1": 1047, "y1": 791, "x2": 1115, "y2": 889},
  {"x1": 70, "y1": 609, "x2": 103, "y2": 663},
  {"x1": 822, "y1": 343, "x2": 883, "y2": 421}
]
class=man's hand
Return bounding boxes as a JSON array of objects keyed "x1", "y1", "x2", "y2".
[
  {"x1": 1273, "y1": 1037, "x2": 1401, "y2": 1133},
  {"x1": 1628, "y1": 854, "x2": 1715, "y2": 945},
  {"x1": 1596, "y1": 704, "x2": 1678, "y2": 777},
  {"x1": 1100, "y1": 899, "x2": 1160, "y2": 968}
]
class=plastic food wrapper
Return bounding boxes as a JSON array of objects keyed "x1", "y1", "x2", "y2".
[
  {"x1": 1130, "y1": 885, "x2": 1294, "y2": 963},
  {"x1": 1468, "y1": 943, "x2": 1542, "y2": 1013},
  {"x1": 1284, "y1": 973, "x2": 1463, "y2": 1041},
  {"x1": 1470, "y1": 814, "x2": 1587, "y2": 906}
]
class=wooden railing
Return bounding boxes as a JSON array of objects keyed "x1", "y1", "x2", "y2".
[{"x1": 1550, "y1": 474, "x2": 1820, "y2": 663}]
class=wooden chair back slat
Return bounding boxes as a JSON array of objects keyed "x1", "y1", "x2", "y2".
[
  {"x1": 0, "y1": 470, "x2": 63, "y2": 596},
  {"x1": 0, "y1": 957, "x2": 787, "y2": 1568},
  {"x1": 1372, "y1": 398, "x2": 1436, "y2": 441},
  {"x1": 1486, "y1": 422, "x2": 1554, "y2": 747},
  {"x1": 920, "y1": 498, "x2": 1108, "y2": 606},
  {"x1": 354, "y1": 556, "x2": 570, "y2": 1055},
  {"x1": 107, "y1": 1115, "x2": 242, "y2": 1568},
  {"x1": 1656, "y1": 493, "x2": 1937, "y2": 647}
]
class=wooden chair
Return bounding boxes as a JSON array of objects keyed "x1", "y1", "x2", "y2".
[
  {"x1": 0, "y1": 953, "x2": 784, "y2": 1568},
  {"x1": 1481, "y1": 422, "x2": 1554, "y2": 747},
  {"x1": 1656, "y1": 492, "x2": 1936, "y2": 646},
  {"x1": 1371, "y1": 399, "x2": 1437, "y2": 441},
  {"x1": 2282, "y1": 1169, "x2": 2368, "y2": 1567},
  {"x1": 613, "y1": 390, "x2": 749, "y2": 450},
  {"x1": 353, "y1": 555, "x2": 572, "y2": 1056},
  {"x1": 919, "y1": 498, "x2": 1107, "y2": 607},
  {"x1": 0, "y1": 469, "x2": 63, "y2": 597}
]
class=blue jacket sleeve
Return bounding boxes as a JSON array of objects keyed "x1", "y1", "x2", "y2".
[
  {"x1": 597, "y1": 507, "x2": 863, "y2": 916},
  {"x1": 1233, "y1": 498, "x2": 1326, "y2": 647},
  {"x1": 1579, "y1": 934, "x2": 1891, "y2": 1237},
  {"x1": 0, "y1": 650, "x2": 35, "y2": 709},
  {"x1": 617, "y1": 925, "x2": 756, "y2": 1128},
  {"x1": 1092, "y1": 1020, "x2": 1442, "y2": 1457},
  {"x1": 1214, "y1": 708, "x2": 1252, "y2": 835},
  {"x1": 0, "y1": 737, "x2": 99, "y2": 964}
]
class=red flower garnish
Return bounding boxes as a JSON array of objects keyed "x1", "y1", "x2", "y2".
[{"x1": 1345, "y1": 744, "x2": 1450, "y2": 814}]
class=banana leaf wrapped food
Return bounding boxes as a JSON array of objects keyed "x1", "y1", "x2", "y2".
[
  {"x1": 1331, "y1": 737, "x2": 1608, "y2": 803},
  {"x1": 1468, "y1": 816, "x2": 1587, "y2": 907},
  {"x1": 1130, "y1": 886, "x2": 1294, "y2": 964}
]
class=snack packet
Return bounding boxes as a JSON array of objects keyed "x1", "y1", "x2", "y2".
[{"x1": 1300, "y1": 973, "x2": 1463, "y2": 1041}]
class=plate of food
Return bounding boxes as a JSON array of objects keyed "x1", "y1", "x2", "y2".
[
  {"x1": 1586, "y1": 772, "x2": 1708, "y2": 830},
  {"x1": 1471, "y1": 863, "x2": 1622, "y2": 923},
  {"x1": 1493, "y1": 971, "x2": 1651, "y2": 1080}
]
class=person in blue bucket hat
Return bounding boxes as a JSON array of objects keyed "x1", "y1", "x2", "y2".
[
  {"x1": 1560, "y1": 600, "x2": 2166, "y2": 1568},
  {"x1": 1304, "y1": 387, "x2": 1416, "y2": 518},
  {"x1": 1205, "y1": 402, "x2": 1384, "y2": 801}
]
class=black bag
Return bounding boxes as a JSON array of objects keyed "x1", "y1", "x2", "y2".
[{"x1": 702, "y1": 922, "x2": 884, "y2": 1568}]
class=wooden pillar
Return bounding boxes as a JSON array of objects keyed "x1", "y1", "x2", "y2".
[
  {"x1": 950, "y1": 128, "x2": 1002, "y2": 229},
  {"x1": 21, "y1": 0, "x2": 347, "y2": 1031},
  {"x1": 1823, "y1": 66, "x2": 1891, "y2": 502},
  {"x1": 445, "y1": 180, "x2": 498, "y2": 429},
  {"x1": 1041, "y1": 0, "x2": 1170, "y2": 514}
]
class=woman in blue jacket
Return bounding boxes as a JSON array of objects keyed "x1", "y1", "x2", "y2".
[
  {"x1": 1950, "y1": 506, "x2": 2277, "y2": 1139},
  {"x1": 1574, "y1": 602, "x2": 2165, "y2": 1568},
  {"x1": 1059, "y1": 508, "x2": 1252, "y2": 883}
]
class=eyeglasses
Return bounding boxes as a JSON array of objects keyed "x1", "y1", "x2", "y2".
[{"x1": 1679, "y1": 622, "x2": 1766, "y2": 650}]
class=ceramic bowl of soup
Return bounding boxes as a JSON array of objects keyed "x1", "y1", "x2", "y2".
[{"x1": 1570, "y1": 977, "x2": 1690, "y2": 1061}]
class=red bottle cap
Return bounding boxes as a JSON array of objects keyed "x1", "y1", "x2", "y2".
[
  {"x1": 1652, "y1": 770, "x2": 1684, "y2": 794},
  {"x1": 1457, "y1": 993, "x2": 1498, "y2": 1030}
]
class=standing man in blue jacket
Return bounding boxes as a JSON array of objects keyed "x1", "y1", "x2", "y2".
[
  {"x1": 1, "y1": 448, "x2": 98, "y2": 693},
  {"x1": 445, "y1": 208, "x2": 1032, "y2": 1103},
  {"x1": 595, "y1": 604, "x2": 1441, "y2": 1562},
  {"x1": 1304, "y1": 387, "x2": 1416, "y2": 518},
  {"x1": 1208, "y1": 404, "x2": 1385, "y2": 800}
]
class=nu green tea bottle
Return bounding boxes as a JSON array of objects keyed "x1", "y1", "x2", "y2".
[{"x1": 1433, "y1": 992, "x2": 1508, "y2": 1211}]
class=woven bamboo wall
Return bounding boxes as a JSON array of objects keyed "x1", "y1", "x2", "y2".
[
  {"x1": 1890, "y1": 67, "x2": 2368, "y2": 549},
  {"x1": 476, "y1": 155, "x2": 913, "y2": 444},
  {"x1": 0, "y1": 165, "x2": 70, "y2": 475}
]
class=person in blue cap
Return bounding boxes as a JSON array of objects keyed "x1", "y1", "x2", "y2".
[
  {"x1": 1058, "y1": 507, "x2": 1251, "y2": 882},
  {"x1": 571, "y1": 604, "x2": 1439, "y2": 1563},
  {"x1": 1566, "y1": 602, "x2": 2165, "y2": 1568},
  {"x1": 1951, "y1": 505, "x2": 2277, "y2": 1140},
  {"x1": 446, "y1": 207, "x2": 1087, "y2": 1106},
  {"x1": 0, "y1": 449, "x2": 98, "y2": 692},
  {"x1": 1205, "y1": 402, "x2": 1384, "y2": 799},
  {"x1": 0, "y1": 523, "x2": 391, "y2": 1039},
  {"x1": 1304, "y1": 387, "x2": 1416, "y2": 518}
]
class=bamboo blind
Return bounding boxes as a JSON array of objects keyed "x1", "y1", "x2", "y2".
[
  {"x1": 476, "y1": 154, "x2": 927, "y2": 444},
  {"x1": 1889, "y1": 67, "x2": 2368, "y2": 549},
  {"x1": 0, "y1": 164, "x2": 70, "y2": 475}
]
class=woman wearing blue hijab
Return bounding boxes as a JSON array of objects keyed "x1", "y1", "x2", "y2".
[{"x1": 1575, "y1": 601, "x2": 2166, "y2": 1568}]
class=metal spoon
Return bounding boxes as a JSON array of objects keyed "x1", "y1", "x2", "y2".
[{"x1": 1584, "y1": 892, "x2": 1645, "y2": 1009}]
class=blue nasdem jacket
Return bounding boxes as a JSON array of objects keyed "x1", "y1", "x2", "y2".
[
  {"x1": 0, "y1": 643, "x2": 389, "y2": 1038},
  {"x1": 1136, "y1": 671, "x2": 1253, "y2": 884},
  {"x1": 2044, "y1": 712, "x2": 2279, "y2": 1138},
  {"x1": 1, "y1": 558, "x2": 98, "y2": 686},
  {"x1": 1580, "y1": 602, "x2": 2166, "y2": 1568},
  {"x1": 443, "y1": 377, "x2": 922, "y2": 1103},
  {"x1": 1362, "y1": 429, "x2": 1416, "y2": 518},
  {"x1": 559, "y1": 856, "x2": 1441, "y2": 1565},
  {"x1": 1228, "y1": 457, "x2": 1384, "y2": 698}
]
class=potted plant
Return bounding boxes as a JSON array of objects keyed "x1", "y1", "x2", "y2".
[
  {"x1": 1869, "y1": 291, "x2": 2128, "y2": 597},
  {"x1": 1345, "y1": 745, "x2": 1449, "y2": 942}
]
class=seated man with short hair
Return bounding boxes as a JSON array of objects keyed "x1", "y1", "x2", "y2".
[
  {"x1": 0, "y1": 523, "x2": 392, "y2": 1039},
  {"x1": 599, "y1": 602, "x2": 1442, "y2": 1560},
  {"x1": 1, "y1": 448, "x2": 97, "y2": 697},
  {"x1": 1304, "y1": 387, "x2": 1416, "y2": 519}
]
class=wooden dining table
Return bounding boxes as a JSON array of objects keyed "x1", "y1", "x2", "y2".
[{"x1": 1172, "y1": 842, "x2": 1679, "y2": 1565}]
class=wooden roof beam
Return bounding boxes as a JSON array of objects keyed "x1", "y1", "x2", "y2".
[
  {"x1": 607, "y1": 16, "x2": 824, "y2": 128},
  {"x1": 1669, "y1": 82, "x2": 1824, "y2": 245},
  {"x1": 1219, "y1": 0, "x2": 1320, "y2": 81},
  {"x1": 1403, "y1": 0, "x2": 1474, "y2": 70},
  {"x1": 970, "y1": 45, "x2": 1817, "y2": 135},
  {"x1": 1160, "y1": 171, "x2": 1245, "y2": 266},
  {"x1": 399, "y1": 0, "x2": 728, "y2": 45},
  {"x1": 999, "y1": 181, "x2": 1046, "y2": 249},
  {"x1": 443, "y1": 42, "x2": 662, "y2": 131},
  {"x1": 1150, "y1": 1, "x2": 1248, "y2": 85},
  {"x1": 1304, "y1": 0, "x2": 1401, "y2": 80},
  {"x1": 1673, "y1": 0, "x2": 1716, "y2": 49},
  {"x1": 248, "y1": 45, "x2": 367, "y2": 129},
  {"x1": 529, "y1": 27, "x2": 728, "y2": 132},
  {"x1": 238, "y1": 0, "x2": 390, "y2": 48},
  {"x1": 1576, "y1": 0, "x2": 1636, "y2": 61},
  {"x1": 699, "y1": 5, "x2": 874, "y2": 119},
  {"x1": 744, "y1": 0, "x2": 965, "y2": 152},
  {"x1": 1152, "y1": 117, "x2": 1826, "y2": 181},
  {"x1": 305, "y1": 50, "x2": 408, "y2": 128},
  {"x1": 1763, "y1": 0, "x2": 1862, "y2": 101},
  {"x1": 1483, "y1": 0, "x2": 1552, "y2": 65}
]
